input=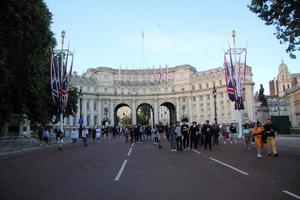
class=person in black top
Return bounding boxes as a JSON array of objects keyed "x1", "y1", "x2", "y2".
[
  {"x1": 201, "y1": 120, "x2": 213, "y2": 150},
  {"x1": 264, "y1": 119, "x2": 279, "y2": 156},
  {"x1": 189, "y1": 121, "x2": 199, "y2": 149},
  {"x1": 181, "y1": 122, "x2": 190, "y2": 150},
  {"x1": 212, "y1": 123, "x2": 220, "y2": 145}
]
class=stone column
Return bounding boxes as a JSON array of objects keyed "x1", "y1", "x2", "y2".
[
  {"x1": 154, "y1": 97, "x2": 158, "y2": 124},
  {"x1": 188, "y1": 95, "x2": 192, "y2": 122},
  {"x1": 110, "y1": 100, "x2": 114, "y2": 125},
  {"x1": 196, "y1": 97, "x2": 200, "y2": 123},
  {"x1": 98, "y1": 99, "x2": 102, "y2": 123},
  {"x1": 82, "y1": 98, "x2": 87, "y2": 127},
  {"x1": 176, "y1": 96, "x2": 180, "y2": 122},
  {"x1": 90, "y1": 99, "x2": 94, "y2": 127},
  {"x1": 132, "y1": 99, "x2": 137, "y2": 125}
]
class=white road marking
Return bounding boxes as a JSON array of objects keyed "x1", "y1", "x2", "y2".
[
  {"x1": 209, "y1": 157, "x2": 250, "y2": 176},
  {"x1": 127, "y1": 148, "x2": 132, "y2": 156},
  {"x1": 283, "y1": 190, "x2": 300, "y2": 199},
  {"x1": 114, "y1": 160, "x2": 128, "y2": 181},
  {"x1": 131, "y1": 143, "x2": 134, "y2": 147},
  {"x1": 192, "y1": 149, "x2": 201, "y2": 154}
]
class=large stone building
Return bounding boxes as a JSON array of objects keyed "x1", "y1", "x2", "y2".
[
  {"x1": 268, "y1": 61, "x2": 300, "y2": 128},
  {"x1": 65, "y1": 64, "x2": 255, "y2": 128}
]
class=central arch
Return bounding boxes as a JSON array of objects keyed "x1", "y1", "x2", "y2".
[
  {"x1": 136, "y1": 103, "x2": 154, "y2": 126},
  {"x1": 114, "y1": 103, "x2": 132, "y2": 126},
  {"x1": 160, "y1": 102, "x2": 176, "y2": 125}
]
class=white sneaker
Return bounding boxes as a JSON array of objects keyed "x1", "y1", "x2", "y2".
[{"x1": 257, "y1": 154, "x2": 262, "y2": 158}]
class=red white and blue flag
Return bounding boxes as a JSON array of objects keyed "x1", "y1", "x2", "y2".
[
  {"x1": 50, "y1": 50, "x2": 60, "y2": 105},
  {"x1": 224, "y1": 54, "x2": 236, "y2": 102}
]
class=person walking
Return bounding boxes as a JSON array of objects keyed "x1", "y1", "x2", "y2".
[
  {"x1": 42, "y1": 128, "x2": 50, "y2": 146},
  {"x1": 175, "y1": 121, "x2": 182, "y2": 151},
  {"x1": 169, "y1": 122, "x2": 176, "y2": 151},
  {"x1": 252, "y1": 121, "x2": 265, "y2": 158},
  {"x1": 57, "y1": 129, "x2": 64, "y2": 150},
  {"x1": 181, "y1": 121, "x2": 189, "y2": 150},
  {"x1": 92, "y1": 127, "x2": 96, "y2": 143},
  {"x1": 202, "y1": 120, "x2": 213, "y2": 150},
  {"x1": 264, "y1": 119, "x2": 279, "y2": 156},
  {"x1": 212, "y1": 123, "x2": 220, "y2": 145},
  {"x1": 96, "y1": 126, "x2": 101, "y2": 143},
  {"x1": 70, "y1": 128, "x2": 78, "y2": 144},
  {"x1": 242, "y1": 123, "x2": 251, "y2": 150},
  {"x1": 82, "y1": 127, "x2": 88, "y2": 147},
  {"x1": 189, "y1": 121, "x2": 199, "y2": 150},
  {"x1": 229, "y1": 123, "x2": 238, "y2": 144}
]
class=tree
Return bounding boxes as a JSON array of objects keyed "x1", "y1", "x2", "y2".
[
  {"x1": 0, "y1": 0, "x2": 74, "y2": 126},
  {"x1": 248, "y1": 0, "x2": 300, "y2": 59}
]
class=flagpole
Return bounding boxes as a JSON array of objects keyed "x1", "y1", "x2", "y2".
[
  {"x1": 60, "y1": 30, "x2": 65, "y2": 133},
  {"x1": 142, "y1": 30, "x2": 144, "y2": 69},
  {"x1": 232, "y1": 30, "x2": 243, "y2": 138}
]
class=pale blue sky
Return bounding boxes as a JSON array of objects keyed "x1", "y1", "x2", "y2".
[{"x1": 45, "y1": 0, "x2": 299, "y2": 93}]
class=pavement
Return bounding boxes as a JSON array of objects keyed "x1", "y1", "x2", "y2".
[{"x1": 0, "y1": 136, "x2": 299, "y2": 200}]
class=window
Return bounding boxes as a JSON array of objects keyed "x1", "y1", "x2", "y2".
[
  {"x1": 87, "y1": 115, "x2": 90, "y2": 126},
  {"x1": 193, "y1": 96, "x2": 196, "y2": 101},
  {"x1": 192, "y1": 85, "x2": 195, "y2": 90},
  {"x1": 182, "y1": 97, "x2": 186, "y2": 102},
  {"x1": 219, "y1": 80, "x2": 222, "y2": 85},
  {"x1": 93, "y1": 101, "x2": 97, "y2": 111},
  {"x1": 94, "y1": 116, "x2": 98, "y2": 126},
  {"x1": 104, "y1": 88, "x2": 108, "y2": 93},
  {"x1": 287, "y1": 84, "x2": 290, "y2": 89},
  {"x1": 207, "y1": 95, "x2": 210, "y2": 100},
  {"x1": 181, "y1": 87, "x2": 185, "y2": 92},
  {"x1": 199, "y1": 95, "x2": 203, "y2": 101},
  {"x1": 212, "y1": 81, "x2": 215, "y2": 86},
  {"x1": 172, "y1": 87, "x2": 175, "y2": 92},
  {"x1": 283, "y1": 85, "x2": 286, "y2": 91},
  {"x1": 121, "y1": 89, "x2": 124, "y2": 94},
  {"x1": 199, "y1": 84, "x2": 202, "y2": 89},
  {"x1": 165, "y1": 87, "x2": 168, "y2": 92},
  {"x1": 114, "y1": 88, "x2": 117, "y2": 94},
  {"x1": 86, "y1": 101, "x2": 90, "y2": 111},
  {"x1": 206, "y1": 83, "x2": 209, "y2": 88}
]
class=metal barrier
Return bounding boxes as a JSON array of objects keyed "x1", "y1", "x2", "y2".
[{"x1": 290, "y1": 128, "x2": 300, "y2": 135}]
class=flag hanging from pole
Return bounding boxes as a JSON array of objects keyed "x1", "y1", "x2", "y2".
[{"x1": 224, "y1": 55, "x2": 236, "y2": 102}]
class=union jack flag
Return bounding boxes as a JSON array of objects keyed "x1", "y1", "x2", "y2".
[
  {"x1": 224, "y1": 54, "x2": 236, "y2": 102},
  {"x1": 50, "y1": 50, "x2": 60, "y2": 105}
]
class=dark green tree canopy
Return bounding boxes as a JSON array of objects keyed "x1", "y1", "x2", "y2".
[
  {"x1": 0, "y1": 0, "x2": 78, "y2": 126},
  {"x1": 248, "y1": 0, "x2": 300, "y2": 59}
]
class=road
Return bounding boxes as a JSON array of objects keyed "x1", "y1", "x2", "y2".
[{"x1": 0, "y1": 136, "x2": 299, "y2": 200}]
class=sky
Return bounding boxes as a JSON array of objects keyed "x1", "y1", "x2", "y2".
[{"x1": 45, "y1": 0, "x2": 299, "y2": 94}]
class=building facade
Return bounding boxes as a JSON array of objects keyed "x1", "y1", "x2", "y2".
[{"x1": 64, "y1": 64, "x2": 255, "y2": 128}]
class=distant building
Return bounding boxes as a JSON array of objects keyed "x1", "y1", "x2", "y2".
[
  {"x1": 283, "y1": 86, "x2": 300, "y2": 127},
  {"x1": 269, "y1": 60, "x2": 300, "y2": 97}
]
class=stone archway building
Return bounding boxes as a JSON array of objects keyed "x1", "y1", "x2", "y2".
[{"x1": 65, "y1": 64, "x2": 255, "y2": 128}]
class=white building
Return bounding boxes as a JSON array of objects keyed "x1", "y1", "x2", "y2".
[{"x1": 64, "y1": 64, "x2": 255, "y2": 128}]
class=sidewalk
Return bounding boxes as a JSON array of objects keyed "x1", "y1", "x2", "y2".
[{"x1": 0, "y1": 137, "x2": 71, "y2": 157}]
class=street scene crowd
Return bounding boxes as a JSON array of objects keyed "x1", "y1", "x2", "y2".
[{"x1": 38, "y1": 119, "x2": 279, "y2": 158}]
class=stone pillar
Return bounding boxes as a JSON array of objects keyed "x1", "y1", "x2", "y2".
[
  {"x1": 90, "y1": 99, "x2": 94, "y2": 127},
  {"x1": 196, "y1": 97, "x2": 200, "y2": 123},
  {"x1": 98, "y1": 99, "x2": 102, "y2": 123},
  {"x1": 110, "y1": 100, "x2": 114, "y2": 125},
  {"x1": 188, "y1": 96, "x2": 192, "y2": 123},
  {"x1": 176, "y1": 96, "x2": 180, "y2": 122},
  {"x1": 82, "y1": 98, "x2": 87, "y2": 127},
  {"x1": 132, "y1": 99, "x2": 137, "y2": 125},
  {"x1": 154, "y1": 97, "x2": 158, "y2": 124}
]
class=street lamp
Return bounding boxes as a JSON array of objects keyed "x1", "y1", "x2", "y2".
[
  {"x1": 212, "y1": 83, "x2": 218, "y2": 124},
  {"x1": 79, "y1": 86, "x2": 83, "y2": 138},
  {"x1": 182, "y1": 105, "x2": 185, "y2": 122}
]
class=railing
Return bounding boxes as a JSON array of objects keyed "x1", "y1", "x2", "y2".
[{"x1": 290, "y1": 127, "x2": 300, "y2": 135}]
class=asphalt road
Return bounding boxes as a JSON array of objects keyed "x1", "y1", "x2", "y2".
[{"x1": 0, "y1": 136, "x2": 299, "y2": 200}]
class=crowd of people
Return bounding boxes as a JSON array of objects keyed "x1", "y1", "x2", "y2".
[{"x1": 37, "y1": 119, "x2": 279, "y2": 158}]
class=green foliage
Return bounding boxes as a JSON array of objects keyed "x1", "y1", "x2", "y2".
[
  {"x1": 120, "y1": 115, "x2": 132, "y2": 125},
  {"x1": 0, "y1": 0, "x2": 59, "y2": 125},
  {"x1": 248, "y1": 0, "x2": 300, "y2": 59},
  {"x1": 137, "y1": 105, "x2": 151, "y2": 125}
]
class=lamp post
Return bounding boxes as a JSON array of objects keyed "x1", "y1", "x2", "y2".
[
  {"x1": 79, "y1": 86, "x2": 83, "y2": 138},
  {"x1": 60, "y1": 30, "x2": 66, "y2": 133},
  {"x1": 182, "y1": 105, "x2": 185, "y2": 122},
  {"x1": 212, "y1": 83, "x2": 217, "y2": 124}
]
